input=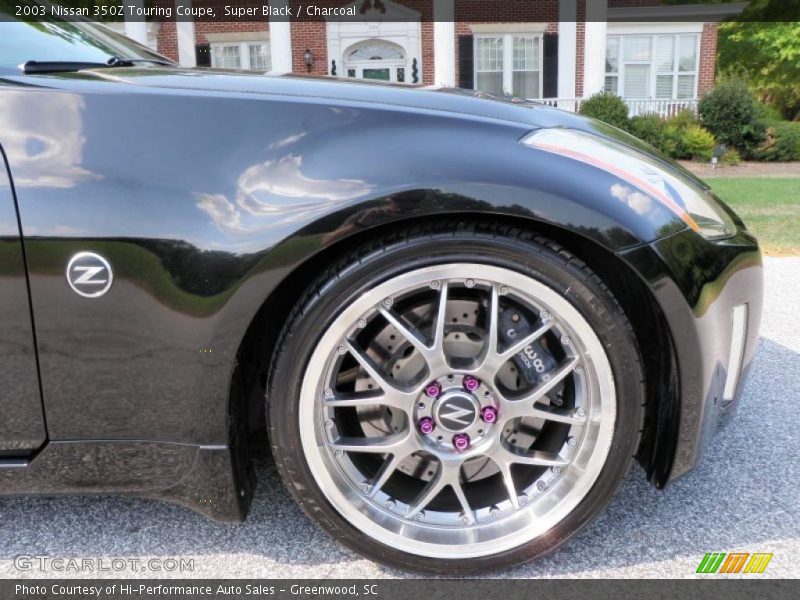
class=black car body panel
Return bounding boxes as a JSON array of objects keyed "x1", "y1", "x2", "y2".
[
  {"x1": 0, "y1": 65, "x2": 763, "y2": 520},
  {"x1": 620, "y1": 228, "x2": 762, "y2": 485},
  {"x1": 0, "y1": 145, "x2": 46, "y2": 455}
]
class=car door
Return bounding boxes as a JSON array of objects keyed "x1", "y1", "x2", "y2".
[{"x1": 0, "y1": 145, "x2": 46, "y2": 457}]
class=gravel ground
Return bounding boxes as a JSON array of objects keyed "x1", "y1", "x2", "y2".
[
  {"x1": 679, "y1": 160, "x2": 800, "y2": 179},
  {"x1": 1, "y1": 257, "x2": 798, "y2": 579}
]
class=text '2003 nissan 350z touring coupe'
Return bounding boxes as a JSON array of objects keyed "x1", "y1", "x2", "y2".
[{"x1": 0, "y1": 15, "x2": 763, "y2": 573}]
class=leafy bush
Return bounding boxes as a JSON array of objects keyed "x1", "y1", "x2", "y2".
[
  {"x1": 578, "y1": 93, "x2": 630, "y2": 130},
  {"x1": 628, "y1": 113, "x2": 671, "y2": 154},
  {"x1": 698, "y1": 81, "x2": 766, "y2": 155},
  {"x1": 681, "y1": 124, "x2": 716, "y2": 162},
  {"x1": 661, "y1": 109, "x2": 702, "y2": 159},
  {"x1": 669, "y1": 108, "x2": 699, "y2": 130},
  {"x1": 755, "y1": 101, "x2": 783, "y2": 123},
  {"x1": 721, "y1": 148, "x2": 742, "y2": 166},
  {"x1": 752, "y1": 120, "x2": 800, "y2": 161}
]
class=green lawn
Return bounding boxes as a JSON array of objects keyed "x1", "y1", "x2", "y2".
[{"x1": 710, "y1": 178, "x2": 800, "y2": 256}]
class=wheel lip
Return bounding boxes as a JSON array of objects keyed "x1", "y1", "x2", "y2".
[{"x1": 298, "y1": 263, "x2": 617, "y2": 559}]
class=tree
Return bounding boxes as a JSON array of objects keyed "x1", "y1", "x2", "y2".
[
  {"x1": 665, "y1": 0, "x2": 800, "y2": 120},
  {"x1": 718, "y1": 21, "x2": 800, "y2": 120},
  {"x1": 715, "y1": 0, "x2": 800, "y2": 121}
]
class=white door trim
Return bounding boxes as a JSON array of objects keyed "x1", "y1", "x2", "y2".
[{"x1": 326, "y1": 0, "x2": 421, "y2": 81}]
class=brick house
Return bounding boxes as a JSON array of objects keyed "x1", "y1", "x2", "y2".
[{"x1": 116, "y1": 0, "x2": 746, "y2": 116}]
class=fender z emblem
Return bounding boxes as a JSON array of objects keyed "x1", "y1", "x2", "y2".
[{"x1": 66, "y1": 252, "x2": 113, "y2": 298}]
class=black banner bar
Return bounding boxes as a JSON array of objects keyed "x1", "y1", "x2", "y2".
[
  {"x1": 1, "y1": 0, "x2": 799, "y2": 23},
  {"x1": 1, "y1": 579, "x2": 799, "y2": 600}
]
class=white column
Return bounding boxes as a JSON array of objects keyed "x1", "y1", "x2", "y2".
[
  {"x1": 583, "y1": 0, "x2": 608, "y2": 97},
  {"x1": 175, "y1": 0, "x2": 196, "y2": 67},
  {"x1": 557, "y1": 0, "x2": 577, "y2": 99},
  {"x1": 433, "y1": 0, "x2": 455, "y2": 87},
  {"x1": 269, "y1": 0, "x2": 293, "y2": 73},
  {"x1": 124, "y1": 0, "x2": 148, "y2": 46}
]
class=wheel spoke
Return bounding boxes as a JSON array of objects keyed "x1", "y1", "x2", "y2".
[
  {"x1": 529, "y1": 405, "x2": 585, "y2": 426},
  {"x1": 498, "y1": 399, "x2": 585, "y2": 427},
  {"x1": 368, "y1": 453, "x2": 405, "y2": 498},
  {"x1": 330, "y1": 432, "x2": 411, "y2": 454},
  {"x1": 346, "y1": 340, "x2": 405, "y2": 394},
  {"x1": 497, "y1": 446, "x2": 569, "y2": 468},
  {"x1": 407, "y1": 466, "x2": 446, "y2": 519},
  {"x1": 498, "y1": 319, "x2": 555, "y2": 361},
  {"x1": 432, "y1": 281, "x2": 450, "y2": 354},
  {"x1": 323, "y1": 391, "x2": 409, "y2": 412},
  {"x1": 379, "y1": 307, "x2": 433, "y2": 359},
  {"x1": 450, "y1": 478, "x2": 475, "y2": 525},
  {"x1": 522, "y1": 356, "x2": 580, "y2": 403},
  {"x1": 485, "y1": 284, "x2": 499, "y2": 358},
  {"x1": 472, "y1": 284, "x2": 505, "y2": 373},
  {"x1": 495, "y1": 460, "x2": 520, "y2": 510}
]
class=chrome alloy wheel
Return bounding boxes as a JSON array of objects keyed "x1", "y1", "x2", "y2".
[{"x1": 299, "y1": 264, "x2": 616, "y2": 558}]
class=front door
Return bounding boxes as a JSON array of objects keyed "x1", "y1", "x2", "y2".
[
  {"x1": 344, "y1": 40, "x2": 408, "y2": 83},
  {"x1": 0, "y1": 147, "x2": 46, "y2": 456}
]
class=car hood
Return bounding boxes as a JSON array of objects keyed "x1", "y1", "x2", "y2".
[
  {"x1": 87, "y1": 67, "x2": 586, "y2": 129},
  {"x1": 84, "y1": 67, "x2": 711, "y2": 189}
]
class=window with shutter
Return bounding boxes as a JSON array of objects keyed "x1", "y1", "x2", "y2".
[{"x1": 474, "y1": 32, "x2": 543, "y2": 98}]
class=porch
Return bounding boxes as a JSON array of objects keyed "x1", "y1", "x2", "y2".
[{"x1": 536, "y1": 97, "x2": 699, "y2": 118}]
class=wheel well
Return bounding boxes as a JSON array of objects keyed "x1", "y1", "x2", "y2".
[{"x1": 231, "y1": 214, "x2": 678, "y2": 484}]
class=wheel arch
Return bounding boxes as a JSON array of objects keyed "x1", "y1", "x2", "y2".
[{"x1": 229, "y1": 213, "x2": 679, "y2": 491}]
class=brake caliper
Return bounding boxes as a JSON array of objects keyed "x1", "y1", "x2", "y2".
[{"x1": 498, "y1": 309, "x2": 558, "y2": 387}]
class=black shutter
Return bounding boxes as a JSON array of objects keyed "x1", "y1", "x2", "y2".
[
  {"x1": 458, "y1": 35, "x2": 474, "y2": 90},
  {"x1": 195, "y1": 43, "x2": 211, "y2": 67},
  {"x1": 543, "y1": 33, "x2": 559, "y2": 98}
]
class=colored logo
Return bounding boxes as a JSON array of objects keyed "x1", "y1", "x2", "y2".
[{"x1": 696, "y1": 552, "x2": 773, "y2": 574}]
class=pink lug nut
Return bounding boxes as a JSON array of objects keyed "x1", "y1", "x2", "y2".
[
  {"x1": 452, "y1": 434, "x2": 470, "y2": 451},
  {"x1": 481, "y1": 406, "x2": 498, "y2": 424},
  {"x1": 463, "y1": 376, "x2": 480, "y2": 392},
  {"x1": 425, "y1": 383, "x2": 441, "y2": 398},
  {"x1": 418, "y1": 417, "x2": 435, "y2": 435}
]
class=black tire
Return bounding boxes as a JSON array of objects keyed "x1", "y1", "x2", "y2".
[{"x1": 267, "y1": 222, "x2": 644, "y2": 574}]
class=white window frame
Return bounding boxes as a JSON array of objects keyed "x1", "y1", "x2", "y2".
[
  {"x1": 473, "y1": 31, "x2": 544, "y2": 99},
  {"x1": 210, "y1": 39, "x2": 271, "y2": 71},
  {"x1": 605, "y1": 33, "x2": 700, "y2": 100}
]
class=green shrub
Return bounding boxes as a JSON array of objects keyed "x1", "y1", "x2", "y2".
[
  {"x1": 629, "y1": 113, "x2": 670, "y2": 153},
  {"x1": 698, "y1": 81, "x2": 766, "y2": 155},
  {"x1": 755, "y1": 101, "x2": 783, "y2": 123},
  {"x1": 669, "y1": 108, "x2": 699, "y2": 130},
  {"x1": 681, "y1": 124, "x2": 716, "y2": 161},
  {"x1": 661, "y1": 110, "x2": 702, "y2": 159},
  {"x1": 752, "y1": 120, "x2": 800, "y2": 161},
  {"x1": 578, "y1": 92, "x2": 630, "y2": 130},
  {"x1": 661, "y1": 124, "x2": 681, "y2": 158},
  {"x1": 721, "y1": 148, "x2": 742, "y2": 166}
]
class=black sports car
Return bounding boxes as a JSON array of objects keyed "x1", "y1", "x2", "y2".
[{"x1": 0, "y1": 16, "x2": 762, "y2": 573}]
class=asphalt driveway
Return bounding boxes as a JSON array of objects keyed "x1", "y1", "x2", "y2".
[{"x1": 1, "y1": 257, "x2": 798, "y2": 579}]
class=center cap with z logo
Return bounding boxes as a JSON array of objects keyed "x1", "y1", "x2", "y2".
[{"x1": 434, "y1": 391, "x2": 479, "y2": 433}]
